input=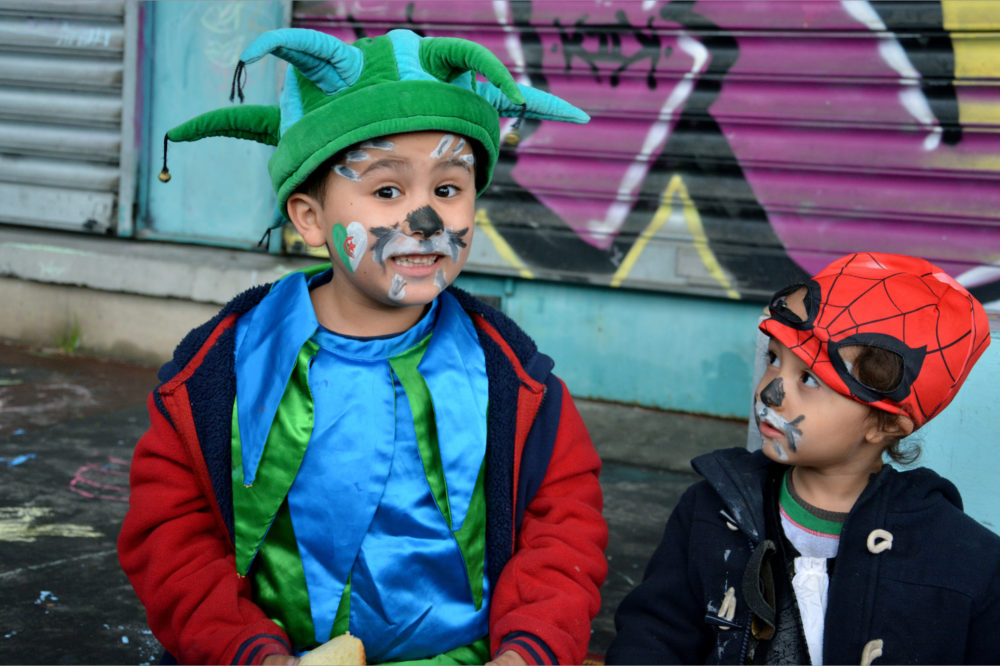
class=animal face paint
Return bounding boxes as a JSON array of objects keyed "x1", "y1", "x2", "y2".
[
  {"x1": 756, "y1": 378, "x2": 805, "y2": 458},
  {"x1": 370, "y1": 216, "x2": 469, "y2": 302},
  {"x1": 434, "y1": 269, "x2": 448, "y2": 292},
  {"x1": 754, "y1": 336, "x2": 876, "y2": 471},
  {"x1": 406, "y1": 205, "x2": 444, "y2": 238},
  {"x1": 389, "y1": 274, "x2": 406, "y2": 301},
  {"x1": 755, "y1": 399, "x2": 805, "y2": 460},
  {"x1": 760, "y1": 377, "x2": 784, "y2": 408},
  {"x1": 370, "y1": 219, "x2": 468, "y2": 265},
  {"x1": 316, "y1": 130, "x2": 476, "y2": 311}
]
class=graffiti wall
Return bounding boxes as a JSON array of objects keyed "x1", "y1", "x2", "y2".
[{"x1": 291, "y1": 0, "x2": 1000, "y2": 312}]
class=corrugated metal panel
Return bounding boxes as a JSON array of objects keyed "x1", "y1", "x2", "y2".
[
  {"x1": 0, "y1": 0, "x2": 133, "y2": 234},
  {"x1": 291, "y1": 1, "x2": 1000, "y2": 312}
]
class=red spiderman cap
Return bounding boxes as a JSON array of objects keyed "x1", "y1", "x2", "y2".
[{"x1": 760, "y1": 252, "x2": 990, "y2": 429}]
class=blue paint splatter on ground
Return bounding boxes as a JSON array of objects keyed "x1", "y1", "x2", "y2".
[{"x1": 1, "y1": 454, "x2": 36, "y2": 466}]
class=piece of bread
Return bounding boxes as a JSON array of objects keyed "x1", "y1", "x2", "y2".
[{"x1": 298, "y1": 632, "x2": 366, "y2": 665}]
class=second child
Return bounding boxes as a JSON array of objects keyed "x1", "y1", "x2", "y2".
[{"x1": 607, "y1": 252, "x2": 1000, "y2": 664}]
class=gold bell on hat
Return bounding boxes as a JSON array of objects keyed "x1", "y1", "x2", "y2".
[
  {"x1": 504, "y1": 104, "x2": 527, "y2": 147},
  {"x1": 158, "y1": 135, "x2": 172, "y2": 182}
]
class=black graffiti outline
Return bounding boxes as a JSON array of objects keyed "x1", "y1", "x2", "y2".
[{"x1": 554, "y1": 10, "x2": 666, "y2": 89}]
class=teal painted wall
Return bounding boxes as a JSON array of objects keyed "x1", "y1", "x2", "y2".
[
  {"x1": 916, "y1": 335, "x2": 1000, "y2": 534},
  {"x1": 139, "y1": 1, "x2": 285, "y2": 249},
  {"x1": 456, "y1": 274, "x2": 765, "y2": 419}
]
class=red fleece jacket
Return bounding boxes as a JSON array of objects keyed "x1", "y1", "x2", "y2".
[{"x1": 118, "y1": 287, "x2": 607, "y2": 665}]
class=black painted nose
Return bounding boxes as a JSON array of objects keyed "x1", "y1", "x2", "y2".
[
  {"x1": 760, "y1": 378, "x2": 784, "y2": 408},
  {"x1": 406, "y1": 205, "x2": 444, "y2": 238}
]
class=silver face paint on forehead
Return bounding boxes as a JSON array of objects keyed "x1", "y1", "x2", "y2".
[
  {"x1": 360, "y1": 139, "x2": 394, "y2": 151},
  {"x1": 450, "y1": 137, "x2": 466, "y2": 156},
  {"x1": 755, "y1": 400, "x2": 805, "y2": 453},
  {"x1": 460, "y1": 153, "x2": 475, "y2": 166},
  {"x1": 345, "y1": 150, "x2": 369, "y2": 162},
  {"x1": 430, "y1": 134, "x2": 456, "y2": 159},
  {"x1": 334, "y1": 165, "x2": 360, "y2": 181},
  {"x1": 388, "y1": 274, "x2": 406, "y2": 301}
]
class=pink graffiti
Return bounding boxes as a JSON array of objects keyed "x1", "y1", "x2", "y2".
[{"x1": 69, "y1": 456, "x2": 129, "y2": 502}]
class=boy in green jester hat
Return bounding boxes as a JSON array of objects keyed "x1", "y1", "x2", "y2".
[{"x1": 118, "y1": 28, "x2": 608, "y2": 666}]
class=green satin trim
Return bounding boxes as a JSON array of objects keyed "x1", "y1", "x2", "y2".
[
  {"x1": 331, "y1": 577, "x2": 351, "y2": 639},
  {"x1": 388, "y1": 337, "x2": 487, "y2": 611},
  {"x1": 386, "y1": 636, "x2": 490, "y2": 665},
  {"x1": 389, "y1": 337, "x2": 450, "y2": 522},
  {"x1": 232, "y1": 339, "x2": 319, "y2": 575},
  {"x1": 250, "y1": 499, "x2": 314, "y2": 647},
  {"x1": 453, "y1": 463, "x2": 486, "y2": 611}
]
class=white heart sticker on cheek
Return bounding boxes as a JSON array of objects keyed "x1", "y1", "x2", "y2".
[{"x1": 346, "y1": 222, "x2": 368, "y2": 272}]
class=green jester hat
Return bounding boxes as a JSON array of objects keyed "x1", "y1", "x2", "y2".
[{"x1": 158, "y1": 27, "x2": 589, "y2": 230}]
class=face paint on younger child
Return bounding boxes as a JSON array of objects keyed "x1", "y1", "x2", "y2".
[
  {"x1": 755, "y1": 336, "x2": 877, "y2": 470},
  {"x1": 760, "y1": 377, "x2": 784, "y2": 408},
  {"x1": 754, "y1": 400, "x2": 805, "y2": 459}
]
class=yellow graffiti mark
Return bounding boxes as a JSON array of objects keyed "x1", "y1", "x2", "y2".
[
  {"x1": 475, "y1": 208, "x2": 534, "y2": 279},
  {"x1": 944, "y1": 1, "x2": 1000, "y2": 82},
  {"x1": 942, "y1": 3, "x2": 1000, "y2": 126},
  {"x1": 956, "y1": 96, "x2": 1000, "y2": 126},
  {"x1": 611, "y1": 174, "x2": 739, "y2": 298},
  {"x1": 943, "y1": 1, "x2": 1000, "y2": 33},
  {"x1": 950, "y1": 32, "x2": 1000, "y2": 82},
  {"x1": 0, "y1": 507, "x2": 101, "y2": 543},
  {"x1": 928, "y1": 151, "x2": 1000, "y2": 173}
]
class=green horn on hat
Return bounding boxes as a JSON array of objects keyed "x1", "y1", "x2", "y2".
[
  {"x1": 420, "y1": 37, "x2": 526, "y2": 107},
  {"x1": 158, "y1": 105, "x2": 280, "y2": 182}
]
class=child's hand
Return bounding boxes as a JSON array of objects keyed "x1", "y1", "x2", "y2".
[
  {"x1": 486, "y1": 650, "x2": 527, "y2": 666},
  {"x1": 262, "y1": 655, "x2": 300, "y2": 665}
]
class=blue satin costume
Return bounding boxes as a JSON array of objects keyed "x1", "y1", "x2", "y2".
[{"x1": 229, "y1": 268, "x2": 490, "y2": 662}]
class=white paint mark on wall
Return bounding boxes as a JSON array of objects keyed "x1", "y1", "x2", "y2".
[
  {"x1": 494, "y1": 0, "x2": 531, "y2": 140},
  {"x1": 55, "y1": 22, "x2": 112, "y2": 48},
  {"x1": 841, "y1": 0, "x2": 942, "y2": 150},
  {"x1": 38, "y1": 261, "x2": 68, "y2": 279},
  {"x1": 588, "y1": 32, "x2": 707, "y2": 238}
]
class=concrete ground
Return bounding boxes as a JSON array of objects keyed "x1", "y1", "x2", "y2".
[{"x1": 0, "y1": 341, "x2": 748, "y2": 664}]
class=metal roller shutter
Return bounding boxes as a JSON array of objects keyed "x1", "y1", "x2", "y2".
[
  {"x1": 290, "y1": 1, "x2": 1000, "y2": 310},
  {"x1": 0, "y1": 0, "x2": 137, "y2": 235}
]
